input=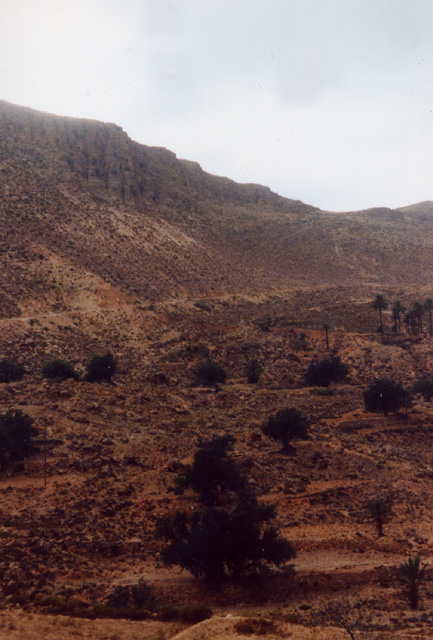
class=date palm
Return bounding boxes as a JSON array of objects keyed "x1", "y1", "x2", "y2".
[
  {"x1": 366, "y1": 497, "x2": 392, "y2": 537},
  {"x1": 392, "y1": 300, "x2": 405, "y2": 333},
  {"x1": 424, "y1": 298, "x2": 433, "y2": 336},
  {"x1": 322, "y1": 323, "x2": 330, "y2": 350},
  {"x1": 372, "y1": 294, "x2": 388, "y2": 332},
  {"x1": 399, "y1": 557, "x2": 427, "y2": 610}
]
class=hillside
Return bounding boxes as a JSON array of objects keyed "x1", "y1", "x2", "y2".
[{"x1": 3, "y1": 101, "x2": 433, "y2": 638}]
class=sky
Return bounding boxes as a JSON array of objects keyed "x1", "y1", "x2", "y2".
[{"x1": 1, "y1": 0, "x2": 433, "y2": 212}]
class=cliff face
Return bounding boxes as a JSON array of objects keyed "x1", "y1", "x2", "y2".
[{"x1": 1, "y1": 99, "x2": 433, "y2": 318}]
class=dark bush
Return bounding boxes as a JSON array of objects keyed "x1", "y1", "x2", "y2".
[
  {"x1": 305, "y1": 355, "x2": 349, "y2": 387},
  {"x1": 0, "y1": 358, "x2": 25, "y2": 383},
  {"x1": 194, "y1": 359, "x2": 227, "y2": 386},
  {"x1": 84, "y1": 352, "x2": 117, "y2": 382},
  {"x1": 245, "y1": 358, "x2": 263, "y2": 384},
  {"x1": 363, "y1": 378, "x2": 412, "y2": 416},
  {"x1": 42, "y1": 358, "x2": 78, "y2": 380},
  {"x1": 262, "y1": 408, "x2": 309, "y2": 455},
  {"x1": 0, "y1": 410, "x2": 38, "y2": 469}
]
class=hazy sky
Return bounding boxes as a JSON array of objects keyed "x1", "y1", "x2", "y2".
[{"x1": 1, "y1": 0, "x2": 433, "y2": 211}]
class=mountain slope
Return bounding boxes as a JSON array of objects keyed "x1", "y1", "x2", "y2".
[{"x1": 1, "y1": 99, "x2": 433, "y2": 320}]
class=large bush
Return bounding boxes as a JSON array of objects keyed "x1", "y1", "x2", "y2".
[
  {"x1": 156, "y1": 490, "x2": 295, "y2": 581},
  {"x1": 0, "y1": 358, "x2": 25, "y2": 383},
  {"x1": 42, "y1": 358, "x2": 78, "y2": 381},
  {"x1": 0, "y1": 410, "x2": 38, "y2": 469},
  {"x1": 193, "y1": 359, "x2": 227, "y2": 387},
  {"x1": 305, "y1": 355, "x2": 349, "y2": 387},
  {"x1": 84, "y1": 353, "x2": 117, "y2": 382},
  {"x1": 363, "y1": 378, "x2": 412, "y2": 416}
]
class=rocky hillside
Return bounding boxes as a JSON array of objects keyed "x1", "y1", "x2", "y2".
[{"x1": 1, "y1": 98, "x2": 433, "y2": 319}]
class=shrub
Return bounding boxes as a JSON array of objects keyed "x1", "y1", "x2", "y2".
[
  {"x1": 84, "y1": 352, "x2": 117, "y2": 382},
  {"x1": 245, "y1": 358, "x2": 263, "y2": 384},
  {"x1": 363, "y1": 378, "x2": 412, "y2": 416},
  {"x1": 0, "y1": 358, "x2": 25, "y2": 383},
  {"x1": 0, "y1": 410, "x2": 38, "y2": 470},
  {"x1": 194, "y1": 359, "x2": 227, "y2": 386},
  {"x1": 42, "y1": 358, "x2": 78, "y2": 381},
  {"x1": 262, "y1": 408, "x2": 309, "y2": 455},
  {"x1": 305, "y1": 355, "x2": 349, "y2": 387}
]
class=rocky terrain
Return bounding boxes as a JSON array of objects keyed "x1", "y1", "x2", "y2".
[{"x1": 3, "y1": 100, "x2": 433, "y2": 638}]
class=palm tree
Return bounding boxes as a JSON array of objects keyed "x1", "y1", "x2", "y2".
[
  {"x1": 366, "y1": 497, "x2": 392, "y2": 537},
  {"x1": 424, "y1": 298, "x2": 433, "y2": 336},
  {"x1": 322, "y1": 323, "x2": 330, "y2": 350},
  {"x1": 412, "y1": 301, "x2": 424, "y2": 334},
  {"x1": 392, "y1": 300, "x2": 405, "y2": 333},
  {"x1": 372, "y1": 294, "x2": 388, "y2": 332},
  {"x1": 399, "y1": 557, "x2": 427, "y2": 609}
]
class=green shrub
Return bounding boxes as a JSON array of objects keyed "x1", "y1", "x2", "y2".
[
  {"x1": 106, "y1": 579, "x2": 157, "y2": 612},
  {"x1": 42, "y1": 358, "x2": 78, "y2": 380},
  {"x1": 194, "y1": 359, "x2": 227, "y2": 386},
  {"x1": 305, "y1": 355, "x2": 349, "y2": 387},
  {"x1": 84, "y1": 352, "x2": 117, "y2": 382},
  {"x1": 245, "y1": 358, "x2": 263, "y2": 384},
  {"x1": 0, "y1": 358, "x2": 25, "y2": 383},
  {"x1": 0, "y1": 410, "x2": 38, "y2": 469}
]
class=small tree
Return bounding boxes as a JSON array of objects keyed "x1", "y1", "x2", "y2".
[
  {"x1": 173, "y1": 435, "x2": 245, "y2": 505},
  {"x1": 363, "y1": 378, "x2": 412, "y2": 416},
  {"x1": 305, "y1": 355, "x2": 349, "y2": 387},
  {"x1": 84, "y1": 352, "x2": 117, "y2": 382},
  {"x1": 365, "y1": 497, "x2": 392, "y2": 537},
  {"x1": 262, "y1": 408, "x2": 309, "y2": 455},
  {"x1": 399, "y1": 557, "x2": 427, "y2": 610},
  {"x1": 245, "y1": 358, "x2": 263, "y2": 384},
  {"x1": 194, "y1": 359, "x2": 227, "y2": 387},
  {"x1": 0, "y1": 358, "x2": 25, "y2": 383},
  {"x1": 42, "y1": 358, "x2": 78, "y2": 381}
]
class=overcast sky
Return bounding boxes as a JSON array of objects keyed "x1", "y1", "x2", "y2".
[{"x1": 1, "y1": 0, "x2": 433, "y2": 211}]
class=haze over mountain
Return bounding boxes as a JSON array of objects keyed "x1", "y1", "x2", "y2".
[{"x1": 1, "y1": 99, "x2": 433, "y2": 323}]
